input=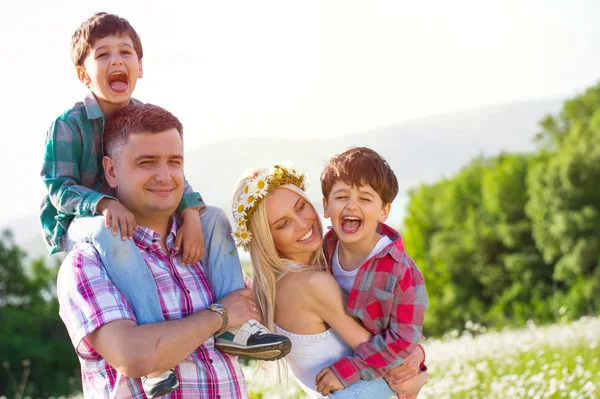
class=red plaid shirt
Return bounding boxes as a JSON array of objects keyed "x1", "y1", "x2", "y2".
[
  {"x1": 323, "y1": 223, "x2": 428, "y2": 387},
  {"x1": 57, "y1": 219, "x2": 247, "y2": 398}
]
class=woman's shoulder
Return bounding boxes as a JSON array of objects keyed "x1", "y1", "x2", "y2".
[
  {"x1": 279, "y1": 268, "x2": 337, "y2": 293},
  {"x1": 280, "y1": 269, "x2": 341, "y2": 304}
]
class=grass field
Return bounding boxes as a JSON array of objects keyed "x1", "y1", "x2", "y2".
[{"x1": 242, "y1": 316, "x2": 600, "y2": 399}]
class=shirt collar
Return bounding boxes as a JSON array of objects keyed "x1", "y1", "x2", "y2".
[
  {"x1": 83, "y1": 92, "x2": 144, "y2": 121},
  {"x1": 132, "y1": 217, "x2": 179, "y2": 253},
  {"x1": 324, "y1": 222, "x2": 405, "y2": 264},
  {"x1": 83, "y1": 92, "x2": 104, "y2": 120},
  {"x1": 375, "y1": 223, "x2": 405, "y2": 263}
]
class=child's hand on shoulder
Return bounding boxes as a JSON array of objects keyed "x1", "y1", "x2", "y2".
[
  {"x1": 176, "y1": 208, "x2": 205, "y2": 265},
  {"x1": 97, "y1": 198, "x2": 137, "y2": 240}
]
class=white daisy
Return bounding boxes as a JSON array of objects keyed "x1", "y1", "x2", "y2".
[
  {"x1": 233, "y1": 201, "x2": 246, "y2": 221},
  {"x1": 244, "y1": 194, "x2": 257, "y2": 210},
  {"x1": 254, "y1": 176, "x2": 269, "y2": 198},
  {"x1": 233, "y1": 225, "x2": 252, "y2": 247}
]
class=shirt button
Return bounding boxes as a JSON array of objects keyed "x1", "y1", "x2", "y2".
[
  {"x1": 209, "y1": 359, "x2": 213, "y2": 364},
  {"x1": 187, "y1": 290, "x2": 191, "y2": 294}
]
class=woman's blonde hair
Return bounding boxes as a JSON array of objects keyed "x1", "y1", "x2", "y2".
[{"x1": 231, "y1": 168, "x2": 328, "y2": 378}]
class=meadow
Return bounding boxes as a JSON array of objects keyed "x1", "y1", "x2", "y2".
[{"x1": 243, "y1": 315, "x2": 600, "y2": 399}]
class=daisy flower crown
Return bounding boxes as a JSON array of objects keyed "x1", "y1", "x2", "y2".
[{"x1": 232, "y1": 164, "x2": 307, "y2": 250}]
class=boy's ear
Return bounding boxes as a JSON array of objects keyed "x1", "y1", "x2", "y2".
[
  {"x1": 322, "y1": 197, "x2": 330, "y2": 219},
  {"x1": 137, "y1": 59, "x2": 143, "y2": 79},
  {"x1": 102, "y1": 156, "x2": 118, "y2": 189},
  {"x1": 378, "y1": 203, "x2": 391, "y2": 223},
  {"x1": 76, "y1": 66, "x2": 91, "y2": 87}
]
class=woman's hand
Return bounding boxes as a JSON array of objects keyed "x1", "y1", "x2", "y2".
[
  {"x1": 389, "y1": 371, "x2": 428, "y2": 397},
  {"x1": 315, "y1": 367, "x2": 344, "y2": 396},
  {"x1": 384, "y1": 345, "x2": 425, "y2": 384}
]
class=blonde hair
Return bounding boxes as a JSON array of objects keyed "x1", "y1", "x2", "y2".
[{"x1": 232, "y1": 168, "x2": 328, "y2": 379}]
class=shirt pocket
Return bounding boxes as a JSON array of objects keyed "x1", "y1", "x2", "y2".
[{"x1": 365, "y1": 288, "x2": 395, "y2": 329}]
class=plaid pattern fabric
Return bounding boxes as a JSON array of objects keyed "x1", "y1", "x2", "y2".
[
  {"x1": 323, "y1": 223, "x2": 428, "y2": 387},
  {"x1": 57, "y1": 219, "x2": 247, "y2": 399},
  {"x1": 40, "y1": 93, "x2": 204, "y2": 255}
]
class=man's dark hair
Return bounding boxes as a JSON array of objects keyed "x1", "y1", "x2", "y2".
[{"x1": 104, "y1": 103, "x2": 183, "y2": 159}]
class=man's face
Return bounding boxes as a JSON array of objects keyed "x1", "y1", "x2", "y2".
[
  {"x1": 77, "y1": 34, "x2": 142, "y2": 111},
  {"x1": 105, "y1": 129, "x2": 184, "y2": 220}
]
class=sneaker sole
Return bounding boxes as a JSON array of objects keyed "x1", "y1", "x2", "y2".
[
  {"x1": 146, "y1": 380, "x2": 180, "y2": 398},
  {"x1": 217, "y1": 340, "x2": 292, "y2": 361}
]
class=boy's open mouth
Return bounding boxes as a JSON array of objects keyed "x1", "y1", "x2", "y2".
[
  {"x1": 341, "y1": 216, "x2": 362, "y2": 234},
  {"x1": 108, "y1": 71, "x2": 129, "y2": 92}
]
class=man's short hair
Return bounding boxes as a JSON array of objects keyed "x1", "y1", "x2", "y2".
[
  {"x1": 320, "y1": 146, "x2": 399, "y2": 204},
  {"x1": 104, "y1": 103, "x2": 184, "y2": 159},
  {"x1": 71, "y1": 12, "x2": 143, "y2": 67}
]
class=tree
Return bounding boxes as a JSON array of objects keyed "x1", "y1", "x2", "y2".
[
  {"x1": 403, "y1": 153, "x2": 550, "y2": 335},
  {"x1": 0, "y1": 230, "x2": 81, "y2": 397},
  {"x1": 527, "y1": 82, "x2": 600, "y2": 317}
]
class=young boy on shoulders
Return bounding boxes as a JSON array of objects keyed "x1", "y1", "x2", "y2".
[
  {"x1": 317, "y1": 147, "x2": 429, "y2": 398},
  {"x1": 40, "y1": 12, "x2": 289, "y2": 398}
]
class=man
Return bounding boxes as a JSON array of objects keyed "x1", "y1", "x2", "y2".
[{"x1": 57, "y1": 103, "x2": 262, "y2": 398}]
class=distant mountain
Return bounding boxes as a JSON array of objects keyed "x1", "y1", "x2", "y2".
[{"x1": 4, "y1": 99, "x2": 562, "y2": 260}]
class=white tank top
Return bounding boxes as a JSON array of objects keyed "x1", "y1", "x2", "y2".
[{"x1": 274, "y1": 324, "x2": 353, "y2": 398}]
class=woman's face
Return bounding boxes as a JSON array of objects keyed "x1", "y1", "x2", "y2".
[{"x1": 266, "y1": 187, "x2": 322, "y2": 264}]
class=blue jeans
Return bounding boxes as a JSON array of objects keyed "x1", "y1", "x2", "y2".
[
  {"x1": 64, "y1": 205, "x2": 245, "y2": 325},
  {"x1": 328, "y1": 378, "x2": 395, "y2": 399}
]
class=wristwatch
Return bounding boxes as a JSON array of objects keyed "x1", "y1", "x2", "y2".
[{"x1": 208, "y1": 303, "x2": 228, "y2": 335}]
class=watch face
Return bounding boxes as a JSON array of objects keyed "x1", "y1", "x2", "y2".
[{"x1": 211, "y1": 303, "x2": 225, "y2": 311}]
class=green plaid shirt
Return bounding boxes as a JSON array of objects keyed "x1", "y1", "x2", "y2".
[{"x1": 40, "y1": 93, "x2": 204, "y2": 255}]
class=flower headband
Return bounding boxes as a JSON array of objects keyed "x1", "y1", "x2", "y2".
[{"x1": 232, "y1": 164, "x2": 307, "y2": 250}]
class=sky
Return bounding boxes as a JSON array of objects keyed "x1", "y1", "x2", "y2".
[{"x1": 1, "y1": 0, "x2": 600, "y2": 226}]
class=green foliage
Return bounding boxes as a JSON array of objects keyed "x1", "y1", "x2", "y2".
[
  {"x1": 0, "y1": 230, "x2": 80, "y2": 397},
  {"x1": 404, "y1": 81, "x2": 600, "y2": 336},
  {"x1": 527, "y1": 82, "x2": 600, "y2": 315}
]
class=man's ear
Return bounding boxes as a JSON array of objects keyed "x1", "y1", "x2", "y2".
[
  {"x1": 378, "y1": 203, "x2": 391, "y2": 223},
  {"x1": 102, "y1": 156, "x2": 118, "y2": 188},
  {"x1": 138, "y1": 59, "x2": 143, "y2": 79},
  {"x1": 322, "y1": 197, "x2": 330, "y2": 218},
  {"x1": 76, "y1": 66, "x2": 91, "y2": 87}
]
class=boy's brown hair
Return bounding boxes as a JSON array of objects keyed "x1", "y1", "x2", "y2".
[
  {"x1": 320, "y1": 146, "x2": 399, "y2": 204},
  {"x1": 71, "y1": 12, "x2": 143, "y2": 67}
]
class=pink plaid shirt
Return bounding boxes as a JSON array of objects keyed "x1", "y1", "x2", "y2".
[
  {"x1": 323, "y1": 223, "x2": 428, "y2": 387},
  {"x1": 57, "y1": 219, "x2": 247, "y2": 399}
]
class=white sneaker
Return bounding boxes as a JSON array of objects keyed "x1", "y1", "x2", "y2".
[
  {"x1": 215, "y1": 319, "x2": 292, "y2": 361},
  {"x1": 141, "y1": 369, "x2": 179, "y2": 398}
]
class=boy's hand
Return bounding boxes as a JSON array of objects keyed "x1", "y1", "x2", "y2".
[
  {"x1": 384, "y1": 346, "x2": 424, "y2": 384},
  {"x1": 315, "y1": 367, "x2": 344, "y2": 396},
  {"x1": 97, "y1": 198, "x2": 137, "y2": 240},
  {"x1": 176, "y1": 208, "x2": 205, "y2": 265}
]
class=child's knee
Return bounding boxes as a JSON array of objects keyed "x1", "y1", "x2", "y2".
[{"x1": 91, "y1": 222, "x2": 134, "y2": 255}]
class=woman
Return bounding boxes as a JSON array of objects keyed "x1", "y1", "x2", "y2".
[{"x1": 230, "y1": 165, "x2": 427, "y2": 398}]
